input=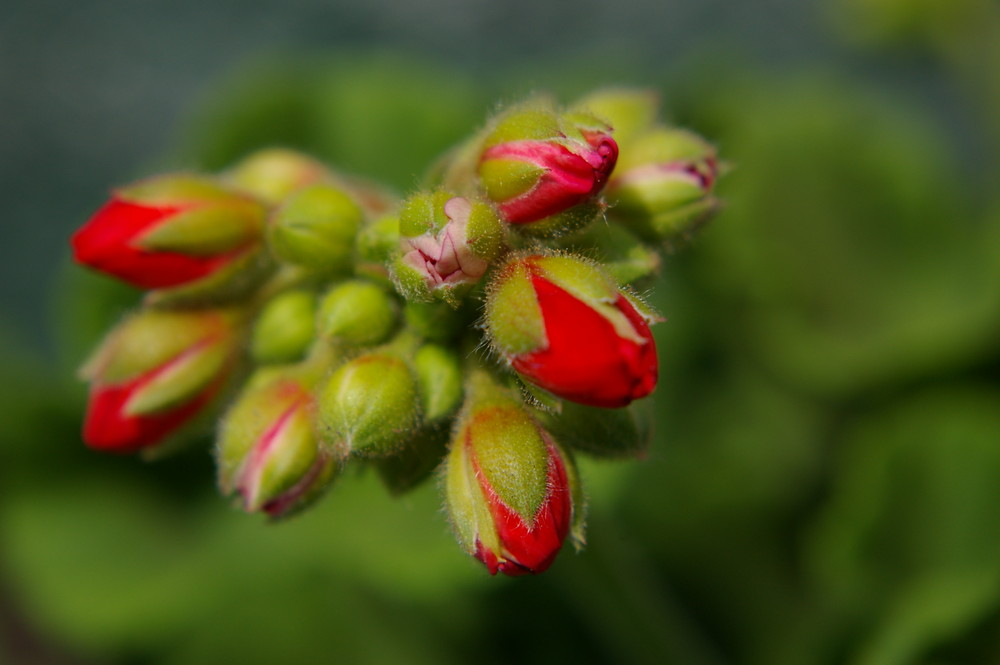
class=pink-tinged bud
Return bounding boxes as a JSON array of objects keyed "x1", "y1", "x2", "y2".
[
  {"x1": 606, "y1": 127, "x2": 722, "y2": 241},
  {"x1": 217, "y1": 369, "x2": 337, "y2": 518},
  {"x1": 485, "y1": 254, "x2": 660, "y2": 408},
  {"x1": 477, "y1": 105, "x2": 618, "y2": 231},
  {"x1": 393, "y1": 191, "x2": 503, "y2": 305},
  {"x1": 445, "y1": 378, "x2": 579, "y2": 576},
  {"x1": 79, "y1": 308, "x2": 241, "y2": 453},
  {"x1": 71, "y1": 174, "x2": 266, "y2": 290}
]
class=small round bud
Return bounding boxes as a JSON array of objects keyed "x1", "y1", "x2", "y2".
[
  {"x1": 317, "y1": 351, "x2": 421, "y2": 458},
  {"x1": 268, "y1": 183, "x2": 364, "y2": 272},
  {"x1": 250, "y1": 289, "x2": 317, "y2": 364},
  {"x1": 317, "y1": 280, "x2": 398, "y2": 347}
]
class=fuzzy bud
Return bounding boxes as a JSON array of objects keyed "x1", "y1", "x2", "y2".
[
  {"x1": 71, "y1": 174, "x2": 266, "y2": 293},
  {"x1": 79, "y1": 308, "x2": 241, "y2": 453},
  {"x1": 485, "y1": 254, "x2": 659, "y2": 408}
]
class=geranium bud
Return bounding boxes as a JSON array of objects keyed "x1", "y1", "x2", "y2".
[
  {"x1": 485, "y1": 254, "x2": 660, "y2": 408},
  {"x1": 606, "y1": 127, "x2": 721, "y2": 241},
  {"x1": 226, "y1": 148, "x2": 331, "y2": 205},
  {"x1": 71, "y1": 174, "x2": 266, "y2": 291},
  {"x1": 317, "y1": 280, "x2": 398, "y2": 347},
  {"x1": 317, "y1": 350, "x2": 421, "y2": 458},
  {"x1": 79, "y1": 308, "x2": 241, "y2": 453},
  {"x1": 412, "y1": 344, "x2": 463, "y2": 422},
  {"x1": 217, "y1": 368, "x2": 336, "y2": 517},
  {"x1": 268, "y1": 183, "x2": 364, "y2": 273},
  {"x1": 445, "y1": 375, "x2": 579, "y2": 576},
  {"x1": 355, "y1": 214, "x2": 400, "y2": 286},
  {"x1": 477, "y1": 104, "x2": 618, "y2": 233},
  {"x1": 393, "y1": 191, "x2": 503, "y2": 305},
  {"x1": 250, "y1": 289, "x2": 317, "y2": 364}
]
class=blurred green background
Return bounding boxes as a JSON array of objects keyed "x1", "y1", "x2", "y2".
[{"x1": 3, "y1": 0, "x2": 1000, "y2": 663}]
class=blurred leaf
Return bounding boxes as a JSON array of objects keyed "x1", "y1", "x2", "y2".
[
  {"x1": 805, "y1": 386, "x2": 1000, "y2": 664},
  {"x1": 617, "y1": 362, "x2": 830, "y2": 665},
  {"x1": 0, "y1": 466, "x2": 488, "y2": 661},
  {"x1": 692, "y1": 74, "x2": 1000, "y2": 396}
]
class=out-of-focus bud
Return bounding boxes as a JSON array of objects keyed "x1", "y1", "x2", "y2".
[
  {"x1": 485, "y1": 254, "x2": 660, "y2": 408},
  {"x1": 606, "y1": 127, "x2": 721, "y2": 242},
  {"x1": 355, "y1": 215, "x2": 400, "y2": 286},
  {"x1": 412, "y1": 343, "x2": 463, "y2": 422},
  {"x1": 268, "y1": 183, "x2": 364, "y2": 273},
  {"x1": 217, "y1": 368, "x2": 337, "y2": 517},
  {"x1": 317, "y1": 350, "x2": 421, "y2": 458},
  {"x1": 476, "y1": 103, "x2": 618, "y2": 235},
  {"x1": 445, "y1": 374, "x2": 580, "y2": 576},
  {"x1": 250, "y1": 289, "x2": 317, "y2": 364},
  {"x1": 572, "y1": 87, "x2": 660, "y2": 147},
  {"x1": 317, "y1": 280, "x2": 398, "y2": 346},
  {"x1": 393, "y1": 191, "x2": 503, "y2": 305},
  {"x1": 79, "y1": 308, "x2": 241, "y2": 453},
  {"x1": 71, "y1": 174, "x2": 266, "y2": 291},
  {"x1": 226, "y1": 148, "x2": 331, "y2": 205}
]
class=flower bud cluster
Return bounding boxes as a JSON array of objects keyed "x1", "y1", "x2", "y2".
[{"x1": 70, "y1": 89, "x2": 723, "y2": 574}]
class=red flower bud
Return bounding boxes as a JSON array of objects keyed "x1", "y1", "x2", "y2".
[
  {"x1": 79, "y1": 308, "x2": 241, "y2": 453},
  {"x1": 477, "y1": 107, "x2": 618, "y2": 227},
  {"x1": 486, "y1": 255, "x2": 659, "y2": 408},
  {"x1": 71, "y1": 174, "x2": 265, "y2": 290},
  {"x1": 445, "y1": 380, "x2": 579, "y2": 576}
]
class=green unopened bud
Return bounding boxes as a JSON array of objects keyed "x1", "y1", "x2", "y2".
[
  {"x1": 317, "y1": 280, "x2": 398, "y2": 346},
  {"x1": 250, "y1": 289, "x2": 317, "y2": 364},
  {"x1": 268, "y1": 183, "x2": 364, "y2": 272},
  {"x1": 226, "y1": 149, "x2": 330, "y2": 205},
  {"x1": 607, "y1": 127, "x2": 721, "y2": 242},
  {"x1": 217, "y1": 368, "x2": 336, "y2": 516},
  {"x1": 318, "y1": 351, "x2": 421, "y2": 458},
  {"x1": 79, "y1": 307, "x2": 242, "y2": 453},
  {"x1": 445, "y1": 371, "x2": 581, "y2": 575},
  {"x1": 413, "y1": 344, "x2": 463, "y2": 422}
]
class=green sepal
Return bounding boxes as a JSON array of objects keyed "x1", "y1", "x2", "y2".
[
  {"x1": 484, "y1": 259, "x2": 545, "y2": 355},
  {"x1": 478, "y1": 159, "x2": 544, "y2": 202},
  {"x1": 399, "y1": 190, "x2": 451, "y2": 237},
  {"x1": 136, "y1": 201, "x2": 265, "y2": 255},
  {"x1": 482, "y1": 104, "x2": 562, "y2": 148},
  {"x1": 455, "y1": 371, "x2": 550, "y2": 523},
  {"x1": 124, "y1": 340, "x2": 230, "y2": 417}
]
